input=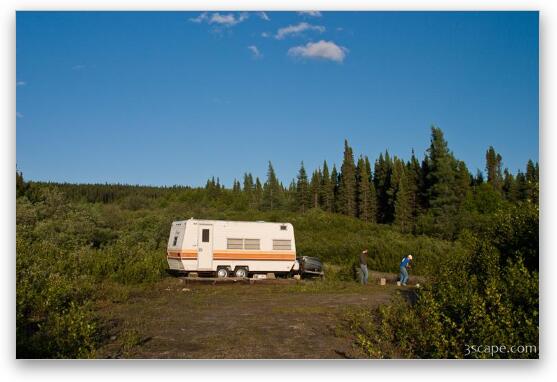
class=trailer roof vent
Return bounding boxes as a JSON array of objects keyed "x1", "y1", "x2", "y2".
[{"x1": 280, "y1": 225, "x2": 287, "y2": 230}]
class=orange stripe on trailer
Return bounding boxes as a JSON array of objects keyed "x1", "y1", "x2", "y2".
[
  {"x1": 168, "y1": 249, "x2": 295, "y2": 261},
  {"x1": 213, "y1": 252, "x2": 295, "y2": 261},
  {"x1": 167, "y1": 250, "x2": 198, "y2": 260}
]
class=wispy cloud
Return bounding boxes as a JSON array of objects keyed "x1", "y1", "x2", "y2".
[
  {"x1": 17, "y1": 112, "x2": 24, "y2": 118},
  {"x1": 288, "y1": 40, "x2": 348, "y2": 63},
  {"x1": 72, "y1": 64, "x2": 86, "y2": 71},
  {"x1": 275, "y1": 22, "x2": 325, "y2": 40},
  {"x1": 257, "y1": 12, "x2": 270, "y2": 21},
  {"x1": 261, "y1": 31, "x2": 270, "y2": 38},
  {"x1": 189, "y1": 12, "x2": 248, "y2": 27},
  {"x1": 248, "y1": 45, "x2": 263, "y2": 59},
  {"x1": 17, "y1": 80, "x2": 26, "y2": 87},
  {"x1": 189, "y1": 12, "x2": 208, "y2": 23},
  {"x1": 298, "y1": 11, "x2": 322, "y2": 17}
]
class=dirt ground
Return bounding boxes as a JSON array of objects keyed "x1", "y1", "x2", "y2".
[{"x1": 94, "y1": 277, "x2": 410, "y2": 359}]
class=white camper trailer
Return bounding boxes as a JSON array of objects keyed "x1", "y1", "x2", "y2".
[{"x1": 166, "y1": 218, "x2": 299, "y2": 278}]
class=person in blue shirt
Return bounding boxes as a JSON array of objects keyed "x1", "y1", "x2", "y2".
[{"x1": 399, "y1": 255, "x2": 413, "y2": 286}]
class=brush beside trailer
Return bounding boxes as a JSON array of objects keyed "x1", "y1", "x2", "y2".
[{"x1": 166, "y1": 218, "x2": 323, "y2": 278}]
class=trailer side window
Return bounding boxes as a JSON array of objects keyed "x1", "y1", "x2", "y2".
[
  {"x1": 244, "y1": 239, "x2": 260, "y2": 250},
  {"x1": 172, "y1": 236, "x2": 178, "y2": 246},
  {"x1": 227, "y1": 238, "x2": 243, "y2": 249},
  {"x1": 273, "y1": 239, "x2": 291, "y2": 250},
  {"x1": 202, "y1": 229, "x2": 210, "y2": 242}
]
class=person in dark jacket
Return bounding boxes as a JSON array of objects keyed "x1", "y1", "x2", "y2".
[{"x1": 359, "y1": 249, "x2": 369, "y2": 285}]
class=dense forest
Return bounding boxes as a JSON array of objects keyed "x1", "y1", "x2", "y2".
[{"x1": 16, "y1": 126, "x2": 539, "y2": 358}]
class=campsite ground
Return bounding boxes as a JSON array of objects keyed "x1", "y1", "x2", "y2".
[{"x1": 94, "y1": 276, "x2": 415, "y2": 359}]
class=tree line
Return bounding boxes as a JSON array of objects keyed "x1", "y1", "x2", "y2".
[{"x1": 211, "y1": 127, "x2": 538, "y2": 238}]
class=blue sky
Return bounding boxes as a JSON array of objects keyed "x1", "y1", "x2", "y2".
[{"x1": 16, "y1": 11, "x2": 539, "y2": 187}]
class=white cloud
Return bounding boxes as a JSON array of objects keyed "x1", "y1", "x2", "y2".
[
  {"x1": 261, "y1": 32, "x2": 270, "y2": 38},
  {"x1": 189, "y1": 12, "x2": 248, "y2": 27},
  {"x1": 189, "y1": 12, "x2": 208, "y2": 23},
  {"x1": 17, "y1": 81, "x2": 26, "y2": 86},
  {"x1": 258, "y1": 12, "x2": 270, "y2": 21},
  {"x1": 298, "y1": 11, "x2": 322, "y2": 17},
  {"x1": 247, "y1": 45, "x2": 262, "y2": 59},
  {"x1": 288, "y1": 40, "x2": 348, "y2": 63},
  {"x1": 16, "y1": 112, "x2": 24, "y2": 118},
  {"x1": 275, "y1": 22, "x2": 325, "y2": 39}
]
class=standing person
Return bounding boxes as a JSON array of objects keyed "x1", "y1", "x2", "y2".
[
  {"x1": 399, "y1": 255, "x2": 413, "y2": 286},
  {"x1": 359, "y1": 249, "x2": 369, "y2": 285}
]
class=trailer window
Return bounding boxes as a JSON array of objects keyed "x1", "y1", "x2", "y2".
[
  {"x1": 172, "y1": 236, "x2": 178, "y2": 246},
  {"x1": 244, "y1": 239, "x2": 260, "y2": 250},
  {"x1": 202, "y1": 229, "x2": 210, "y2": 242},
  {"x1": 273, "y1": 239, "x2": 291, "y2": 250},
  {"x1": 227, "y1": 238, "x2": 243, "y2": 249}
]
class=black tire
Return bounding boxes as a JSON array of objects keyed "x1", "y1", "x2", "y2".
[
  {"x1": 216, "y1": 267, "x2": 229, "y2": 278},
  {"x1": 234, "y1": 267, "x2": 248, "y2": 278}
]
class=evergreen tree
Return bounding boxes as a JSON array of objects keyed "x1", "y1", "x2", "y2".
[
  {"x1": 310, "y1": 169, "x2": 322, "y2": 209},
  {"x1": 454, "y1": 159, "x2": 471, "y2": 202},
  {"x1": 394, "y1": 167, "x2": 413, "y2": 233},
  {"x1": 296, "y1": 161, "x2": 310, "y2": 213},
  {"x1": 425, "y1": 126, "x2": 460, "y2": 237},
  {"x1": 320, "y1": 160, "x2": 334, "y2": 212},
  {"x1": 485, "y1": 146, "x2": 503, "y2": 192},
  {"x1": 16, "y1": 171, "x2": 27, "y2": 198},
  {"x1": 407, "y1": 150, "x2": 422, "y2": 218},
  {"x1": 232, "y1": 179, "x2": 241, "y2": 193},
  {"x1": 243, "y1": 173, "x2": 254, "y2": 193},
  {"x1": 338, "y1": 140, "x2": 357, "y2": 216},
  {"x1": 502, "y1": 168, "x2": 518, "y2": 202},
  {"x1": 374, "y1": 151, "x2": 393, "y2": 223},
  {"x1": 331, "y1": 165, "x2": 340, "y2": 213},
  {"x1": 515, "y1": 171, "x2": 528, "y2": 201},
  {"x1": 525, "y1": 159, "x2": 539, "y2": 204},
  {"x1": 356, "y1": 156, "x2": 374, "y2": 222},
  {"x1": 254, "y1": 177, "x2": 263, "y2": 209},
  {"x1": 385, "y1": 156, "x2": 404, "y2": 223},
  {"x1": 262, "y1": 161, "x2": 281, "y2": 210}
]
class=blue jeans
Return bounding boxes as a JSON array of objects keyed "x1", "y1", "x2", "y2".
[
  {"x1": 399, "y1": 266, "x2": 409, "y2": 285},
  {"x1": 360, "y1": 264, "x2": 368, "y2": 285}
]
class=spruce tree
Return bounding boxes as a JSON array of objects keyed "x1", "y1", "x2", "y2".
[
  {"x1": 243, "y1": 173, "x2": 254, "y2": 193},
  {"x1": 454, "y1": 159, "x2": 471, "y2": 202},
  {"x1": 374, "y1": 151, "x2": 393, "y2": 223},
  {"x1": 385, "y1": 156, "x2": 404, "y2": 223},
  {"x1": 232, "y1": 179, "x2": 241, "y2": 192},
  {"x1": 407, "y1": 150, "x2": 422, "y2": 219},
  {"x1": 525, "y1": 159, "x2": 539, "y2": 203},
  {"x1": 320, "y1": 160, "x2": 334, "y2": 212},
  {"x1": 425, "y1": 126, "x2": 460, "y2": 237},
  {"x1": 310, "y1": 169, "x2": 322, "y2": 209},
  {"x1": 356, "y1": 156, "x2": 373, "y2": 221},
  {"x1": 338, "y1": 140, "x2": 357, "y2": 216},
  {"x1": 485, "y1": 146, "x2": 503, "y2": 192},
  {"x1": 503, "y1": 169, "x2": 518, "y2": 202},
  {"x1": 262, "y1": 161, "x2": 281, "y2": 210},
  {"x1": 331, "y1": 165, "x2": 339, "y2": 213},
  {"x1": 296, "y1": 161, "x2": 310, "y2": 213},
  {"x1": 394, "y1": 167, "x2": 412, "y2": 233}
]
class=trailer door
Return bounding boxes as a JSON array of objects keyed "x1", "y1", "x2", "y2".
[{"x1": 197, "y1": 224, "x2": 213, "y2": 270}]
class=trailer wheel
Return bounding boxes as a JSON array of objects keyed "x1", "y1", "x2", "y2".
[
  {"x1": 234, "y1": 267, "x2": 248, "y2": 278},
  {"x1": 216, "y1": 267, "x2": 229, "y2": 278}
]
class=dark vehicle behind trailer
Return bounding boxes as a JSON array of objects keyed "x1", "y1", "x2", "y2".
[{"x1": 297, "y1": 256, "x2": 324, "y2": 277}]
